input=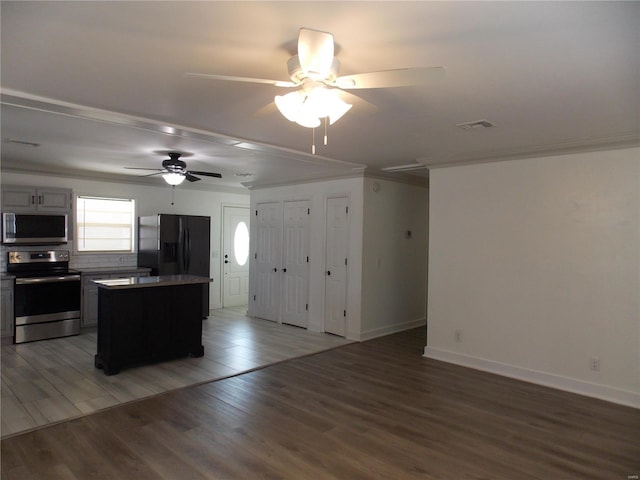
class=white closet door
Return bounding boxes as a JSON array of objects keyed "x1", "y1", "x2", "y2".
[
  {"x1": 324, "y1": 197, "x2": 349, "y2": 337},
  {"x1": 253, "y1": 202, "x2": 282, "y2": 321},
  {"x1": 281, "y1": 200, "x2": 310, "y2": 328}
]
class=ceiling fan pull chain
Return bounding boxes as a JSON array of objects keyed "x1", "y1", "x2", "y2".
[
  {"x1": 312, "y1": 127, "x2": 316, "y2": 154},
  {"x1": 324, "y1": 117, "x2": 328, "y2": 146},
  {"x1": 170, "y1": 185, "x2": 176, "y2": 206}
]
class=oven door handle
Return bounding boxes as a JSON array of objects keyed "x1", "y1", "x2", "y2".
[{"x1": 16, "y1": 274, "x2": 81, "y2": 285}]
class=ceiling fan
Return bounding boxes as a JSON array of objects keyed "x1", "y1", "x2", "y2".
[
  {"x1": 126, "y1": 152, "x2": 222, "y2": 186},
  {"x1": 186, "y1": 27, "x2": 445, "y2": 147}
]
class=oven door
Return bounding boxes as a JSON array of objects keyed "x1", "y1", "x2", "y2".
[{"x1": 14, "y1": 275, "x2": 81, "y2": 343}]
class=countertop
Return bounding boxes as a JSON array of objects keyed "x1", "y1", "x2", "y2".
[{"x1": 93, "y1": 274, "x2": 212, "y2": 290}]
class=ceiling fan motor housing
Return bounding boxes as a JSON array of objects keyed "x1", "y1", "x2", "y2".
[
  {"x1": 287, "y1": 55, "x2": 340, "y2": 84},
  {"x1": 162, "y1": 157, "x2": 187, "y2": 173}
]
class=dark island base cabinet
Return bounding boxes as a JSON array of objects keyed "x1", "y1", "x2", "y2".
[{"x1": 94, "y1": 283, "x2": 204, "y2": 375}]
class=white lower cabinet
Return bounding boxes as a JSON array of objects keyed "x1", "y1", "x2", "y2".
[{"x1": 81, "y1": 269, "x2": 150, "y2": 327}]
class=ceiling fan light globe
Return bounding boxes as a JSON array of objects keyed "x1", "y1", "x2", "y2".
[
  {"x1": 295, "y1": 113, "x2": 321, "y2": 128},
  {"x1": 328, "y1": 101, "x2": 352, "y2": 125},
  {"x1": 308, "y1": 88, "x2": 352, "y2": 125},
  {"x1": 162, "y1": 172, "x2": 186, "y2": 185},
  {"x1": 275, "y1": 92, "x2": 304, "y2": 122}
]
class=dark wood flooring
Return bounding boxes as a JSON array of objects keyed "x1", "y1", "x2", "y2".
[{"x1": 2, "y1": 328, "x2": 638, "y2": 479}]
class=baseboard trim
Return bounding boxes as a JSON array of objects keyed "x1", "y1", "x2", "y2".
[
  {"x1": 360, "y1": 318, "x2": 426, "y2": 341},
  {"x1": 423, "y1": 346, "x2": 639, "y2": 409}
]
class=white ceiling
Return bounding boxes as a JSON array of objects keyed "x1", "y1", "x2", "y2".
[{"x1": 1, "y1": 1, "x2": 638, "y2": 191}]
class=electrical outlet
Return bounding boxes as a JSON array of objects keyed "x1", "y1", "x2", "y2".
[
  {"x1": 454, "y1": 330, "x2": 462, "y2": 343},
  {"x1": 590, "y1": 357, "x2": 600, "y2": 371}
]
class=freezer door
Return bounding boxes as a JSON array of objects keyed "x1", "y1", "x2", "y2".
[{"x1": 158, "y1": 214, "x2": 180, "y2": 275}]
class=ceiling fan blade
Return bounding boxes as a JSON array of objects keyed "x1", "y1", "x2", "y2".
[
  {"x1": 336, "y1": 90, "x2": 379, "y2": 115},
  {"x1": 334, "y1": 66, "x2": 445, "y2": 89},
  {"x1": 254, "y1": 101, "x2": 278, "y2": 117},
  {"x1": 125, "y1": 167, "x2": 163, "y2": 171},
  {"x1": 185, "y1": 72, "x2": 296, "y2": 87},
  {"x1": 189, "y1": 170, "x2": 222, "y2": 179},
  {"x1": 297, "y1": 28, "x2": 334, "y2": 78},
  {"x1": 185, "y1": 173, "x2": 201, "y2": 182}
]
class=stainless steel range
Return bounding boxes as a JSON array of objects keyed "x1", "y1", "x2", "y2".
[{"x1": 7, "y1": 250, "x2": 81, "y2": 344}]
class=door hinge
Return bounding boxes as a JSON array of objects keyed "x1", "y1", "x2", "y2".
[
  {"x1": 343, "y1": 310, "x2": 346, "y2": 317},
  {"x1": 346, "y1": 206, "x2": 349, "y2": 214},
  {"x1": 306, "y1": 256, "x2": 309, "y2": 263},
  {"x1": 253, "y1": 294, "x2": 256, "y2": 301},
  {"x1": 307, "y1": 208, "x2": 310, "y2": 215},
  {"x1": 254, "y1": 252, "x2": 257, "y2": 260},
  {"x1": 255, "y1": 210, "x2": 258, "y2": 216},
  {"x1": 345, "y1": 258, "x2": 348, "y2": 266},
  {"x1": 305, "y1": 303, "x2": 308, "y2": 311}
]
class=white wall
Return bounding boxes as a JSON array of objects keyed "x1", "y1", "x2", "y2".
[
  {"x1": 1, "y1": 171, "x2": 249, "y2": 310},
  {"x1": 361, "y1": 177, "x2": 428, "y2": 339},
  {"x1": 425, "y1": 148, "x2": 639, "y2": 407}
]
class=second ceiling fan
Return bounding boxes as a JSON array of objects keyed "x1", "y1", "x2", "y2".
[{"x1": 126, "y1": 152, "x2": 222, "y2": 186}]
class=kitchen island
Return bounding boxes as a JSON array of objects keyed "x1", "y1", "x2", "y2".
[{"x1": 93, "y1": 274, "x2": 211, "y2": 375}]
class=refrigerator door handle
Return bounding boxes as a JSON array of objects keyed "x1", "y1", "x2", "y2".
[
  {"x1": 182, "y1": 229, "x2": 188, "y2": 272},
  {"x1": 186, "y1": 228, "x2": 192, "y2": 271}
]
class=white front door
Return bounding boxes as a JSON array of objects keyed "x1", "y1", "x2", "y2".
[
  {"x1": 281, "y1": 200, "x2": 310, "y2": 328},
  {"x1": 222, "y1": 206, "x2": 250, "y2": 307},
  {"x1": 324, "y1": 197, "x2": 349, "y2": 337},
  {"x1": 253, "y1": 202, "x2": 283, "y2": 321}
]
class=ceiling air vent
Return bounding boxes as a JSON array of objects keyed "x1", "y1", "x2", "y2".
[{"x1": 456, "y1": 120, "x2": 495, "y2": 131}]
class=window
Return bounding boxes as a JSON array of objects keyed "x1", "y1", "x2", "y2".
[
  {"x1": 233, "y1": 221, "x2": 250, "y2": 266},
  {"x1": 76, "y1": 196, "x2": 135, "y2": 252}
]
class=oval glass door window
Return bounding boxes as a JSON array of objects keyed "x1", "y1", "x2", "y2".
[{"x1": 233, "y1": 221, "x2": 250, "y2": 266}]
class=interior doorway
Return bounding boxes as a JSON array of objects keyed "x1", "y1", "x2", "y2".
[{"x1": 222, "y1": 206, "x2": 250, "y2": 307}]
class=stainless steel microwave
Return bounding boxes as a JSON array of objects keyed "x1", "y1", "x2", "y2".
[{"x1": 2, "y1": 212, "x2": 68, "y2": 245}]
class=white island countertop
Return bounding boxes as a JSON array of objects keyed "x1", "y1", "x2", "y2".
[{"x1": 93, "y1": 274, "x2": 212, "y2": 289}]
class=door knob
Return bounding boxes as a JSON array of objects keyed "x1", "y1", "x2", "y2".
[
  {"x1": 273, "y1": 268, "x2": 278, "y2": 272},
  {"x1": 282, "y1": 268, "x2": 287, "y2": 273},
  {"x1": 225, "y1": 260, "x2": 229, "y2": 264},
  {"x1": 326, "y1": 270, "x2": 331, "y2": 275}
]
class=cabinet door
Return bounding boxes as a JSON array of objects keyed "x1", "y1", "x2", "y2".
[
  {"x1": 1, "y1": 279, "x2": 14, "y2": 339},
  {"x1": 1, "y1": 186, "x2": 71, "y2": 212},
  {"x1": 1, "y1": 186, "x2": 37, "y2": 211},
  {"x1": 37, "y1": 188, "x2": 71, "y2": 212},
  {"x1": 82, "y1": 275, "x2": 110, "y2": 327}
]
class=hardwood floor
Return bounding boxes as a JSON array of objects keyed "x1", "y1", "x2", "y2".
[
  {"x1": 0, "y1": 307, "x2": 351, "y2": 438},
  {"x1": 2, "y1": 327, "x2": 638, "y2": 479}
]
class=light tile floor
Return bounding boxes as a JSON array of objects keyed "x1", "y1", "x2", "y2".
[{"x1": 1, "y1": 307, "x2": 351, "y2": 438}]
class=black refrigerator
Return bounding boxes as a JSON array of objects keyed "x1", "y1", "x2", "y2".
[{"x1": 137, "y1": 214, "x2": 211, "y2": 318}]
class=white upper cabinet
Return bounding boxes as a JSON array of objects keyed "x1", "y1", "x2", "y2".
[{"x1": 1, "y1": 186, "x2": 72, "y2": 213}]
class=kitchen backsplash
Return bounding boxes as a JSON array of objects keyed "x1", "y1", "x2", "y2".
[{"x1": 0, "y1": 241, "x2": 137, "y2": 272}]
